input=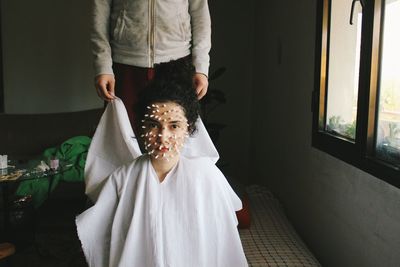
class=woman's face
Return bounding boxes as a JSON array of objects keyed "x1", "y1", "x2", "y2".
[{"x1": 141, "y1": 101, "x2": 189, "y2": 160}]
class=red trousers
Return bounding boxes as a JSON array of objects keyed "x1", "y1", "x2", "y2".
[{"x1": 113, "y1": 63, "x2": 155, "y2": 134}]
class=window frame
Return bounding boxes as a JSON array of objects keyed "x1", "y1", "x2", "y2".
[
  {"x1": 312, "y1": 0, "x2": 400, "y2": 188},
  {"x1": 0, "y1": 1, "x2": 4, "y2": 113}
]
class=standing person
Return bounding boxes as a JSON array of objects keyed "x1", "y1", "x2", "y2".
[{"x1": 91, "y1": 0, "x2": 211, "y2": 130}]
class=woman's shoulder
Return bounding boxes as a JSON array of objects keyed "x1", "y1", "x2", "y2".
[
  {"x1": 179, "y1": 156, "x2": 240, "y2": 208},
  {"x1": 180, "y1": 156, "x2": 217, "y2": 172},
  {"x1": 179, "y1": 156, "x2": 224, "y2": 184},
  {"x1": 111, "y1": 155, "x2": 149, "y2": 182}
]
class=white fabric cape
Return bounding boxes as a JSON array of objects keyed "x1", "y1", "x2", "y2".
[{"x1": 76, "y1": 98, "x2": 248, "y2": 267}]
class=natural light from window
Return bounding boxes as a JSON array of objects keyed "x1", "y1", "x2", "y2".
[
  {"x1": 325, "y1": 0, "x2": 362, "y2": 140},
  {"x1": 375, "y1": 0, "x2": 400, "y2": 166}
]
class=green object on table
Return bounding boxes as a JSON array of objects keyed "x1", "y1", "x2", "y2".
[{"x1": 16, "y1": 136, "x2": 91, "y2": 208}]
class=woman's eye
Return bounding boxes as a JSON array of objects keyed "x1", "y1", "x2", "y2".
[
  {"x1": 146, "y1": 122, "x2": 158, "y2": 128},
  {"x1": 171, "y1": 124, "x2": 180, "y2": 129}
]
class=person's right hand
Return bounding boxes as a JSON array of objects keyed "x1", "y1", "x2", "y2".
[{"x1": 95, "y1": 74, "x2": 116, "y2": 101}]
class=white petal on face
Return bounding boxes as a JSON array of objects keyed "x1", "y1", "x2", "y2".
[{"x1": 141, "y1": 102, "x2": 189, "y2": 160}]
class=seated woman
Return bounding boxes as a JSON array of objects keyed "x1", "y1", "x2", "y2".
[{"x1": 76, "y1": 66, "x2": 248, "y2": 267}]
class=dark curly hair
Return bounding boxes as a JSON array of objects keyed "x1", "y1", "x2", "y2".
[{"x1": 135, "y1": 58, "x2": 200, "y2": 135}]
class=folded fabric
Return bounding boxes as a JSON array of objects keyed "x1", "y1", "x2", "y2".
[{"x1": 16, "y1": 136, "x2": 91, "y2": 208}]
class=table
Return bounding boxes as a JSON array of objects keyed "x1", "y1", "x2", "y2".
[{"x1": 0, "y1": 159, "x2": 72, "y2": 241}]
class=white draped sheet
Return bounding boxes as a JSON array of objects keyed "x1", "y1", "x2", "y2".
[{"x1": 76, "y1": 98, "x2": 248, "y2": 267}]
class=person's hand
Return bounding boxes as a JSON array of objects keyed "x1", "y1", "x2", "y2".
[
  {"x1": 193, "y1": 73, "x2": 208, "y2": 100},
  {"x1": 95, "y1": 74, "x2": 116, "y2": 102}
]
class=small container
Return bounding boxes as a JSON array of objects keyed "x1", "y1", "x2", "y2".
[
  {"x1": 50, "y1": 158, "x2": 59, "y2": 170},
  {"x1": 0, "y1": 154, "x2": 8, "y2": 169},
  {"x1": 0, "y1": 168, "x2": 8, "y2": 175}
]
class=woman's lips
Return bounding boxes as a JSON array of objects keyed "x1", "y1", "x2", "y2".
[{"x1": 159, "y1": 147, "x2": 169, "y2": 152}]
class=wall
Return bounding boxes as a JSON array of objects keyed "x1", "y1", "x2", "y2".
[
  {"x1": 2, "y1": 0, "x2": 101, "y2": 113},
  {"x1": 251, "y1": 0, "x2": 400, "y2": 266},
  {"x1": 208, "y1": 0, "x2": 255, "y2": 181}
]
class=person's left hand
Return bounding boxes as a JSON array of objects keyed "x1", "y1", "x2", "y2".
[{"x1": 193, "y1": 73, "x2": 208, "y2": 100}]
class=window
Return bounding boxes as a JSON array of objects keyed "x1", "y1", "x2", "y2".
[
  {"x1": 0, "y1": 59, "x2": 3, "y2": 112},
  {"x1": 0, "y1": 2, "x2": 3, "y2": 113},
  {"x1": 313, "y1": 0, "x2": 400, "y2": 188}
]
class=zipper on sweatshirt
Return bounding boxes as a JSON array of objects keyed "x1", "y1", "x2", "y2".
[
  {"x1": 148, "y1": 0, "x2": 155, "y2": 67},
  {"x1": 121, "y1": 1, "x2": 128, "y2": 37}
]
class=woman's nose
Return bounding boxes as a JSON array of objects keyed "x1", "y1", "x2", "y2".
[{"x1": 158, "y1": 127, "x2": 169, "y2": 143}]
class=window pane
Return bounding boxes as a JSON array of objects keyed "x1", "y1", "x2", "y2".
[
  {"x1": 325, "y1": 0, "x2": 362, "y2": 140},
  {"x1": 376, "y1": 0, "x2": 400, "y2": 166}
]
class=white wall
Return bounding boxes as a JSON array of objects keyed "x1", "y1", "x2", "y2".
[
  {"x1": 2, "y1": 0, "x2": 102, "y2": 113},
  {"x1": 251, "y1": 0, "x2": 400, "y2": 266}
]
